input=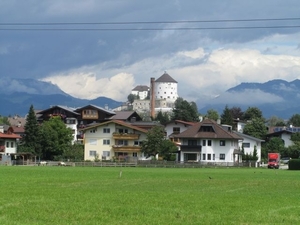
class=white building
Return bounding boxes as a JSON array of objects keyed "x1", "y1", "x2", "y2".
[
  {"x1": 234, "y1": 131, "x2": 264, "y2": 162},
  {"x1": 154, "y1": 72, "x2": 178, "y2": 107},
  {"x1": 131, "y1": 85, "x2": 150, "y2": 100}
]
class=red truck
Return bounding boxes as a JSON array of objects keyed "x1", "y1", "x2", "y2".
[{"x1": 268, "y1": 153, "x2": 280, "y2": 169}]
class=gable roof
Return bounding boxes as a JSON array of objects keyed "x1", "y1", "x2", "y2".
[
  {"x1": 174, "y1": 119, "x2": 242, "y2": 140},
  {"x1": 132, "y1": 85, "x2": 149, "y2": 92},
  {"x1": 155, "y1": 72, "x2": 177, "y2": 83},
  {"x1": 38, "y1": 105, "x2": 80, "y2": 116},
  {"x1": 109, "y1": 111, "x2": 142, "y2": 121},
  {"x1": 166, "y1": 120, "x2": 197, "y2": 126},
  {"x1": 80, "y1": 119, "x2": 148, "y2": 134},
  {"x1": 233, "y1": 131, "x2": 265, "y2": 142},
  {"x1": 75, "y1": 104, "x2": 115, "y2": 115}
]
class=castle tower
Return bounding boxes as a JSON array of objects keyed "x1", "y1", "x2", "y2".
[{"x1": 154, "y1": 71, "x2": 178, "y2": 104}]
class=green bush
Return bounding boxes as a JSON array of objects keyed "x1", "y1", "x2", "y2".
[{"x1": 288, "y1": 159, "x2": 300, "y2": 170}]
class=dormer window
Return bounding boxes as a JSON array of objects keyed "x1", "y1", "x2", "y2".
[{"x1": 199, "y1": 126, "x2": 214, "y2": 132}]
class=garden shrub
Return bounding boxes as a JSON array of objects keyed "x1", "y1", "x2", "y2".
[{"x1": 288, "y1": 159, "x2": 300, "y2": 170}]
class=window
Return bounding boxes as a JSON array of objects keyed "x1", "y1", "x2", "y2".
[
  {"x1": 103, "y1": 139, "x2": 110, "y2": 145},
  {"x1": 11, "y1": 142, "x2": 14, "y2": 148},
  {"x1": 173, "y1": 127, "x2": 180, "y2": 134},
  {"x1": 89, "y1": 139, "x2": 97, "y2": 145},
  {"x1": 213, "y1": 154, "x2": 215, "y2": 160},
  {"x1": 132, "y1": 153, "x2": 137, "y2": 157},
  {"x1": 208, "y1": 140, "x2": 212, "y2": 146},
  {"x1": 118, "y1": 128, "x2": 128, "y2": 133},
  {"x1": 6, "y1": 142, "x2": 9, "y2": 148},
  {"x1": 220, "y1": 154, "x2": 225, "y2": 160},
  {"x1": 202, "y1": 140, "x2": 206, "y2": 146},
  {"x1": 242, "y1": 143, "x2": 250, "y2": 148},
  {"x1": 103, "y1": 128, "x2": 110, "y2": 133},
  {"x1": 188, "y1": 140, "x2": 197, "y2": 146},
  {"x1": 134, "y1": 141, "x2": 142, "y2": 146},
  {"x1": 220, "y1": 140, "x2": 226, "y2": 146},
  {"x1": 117, "y1": 140, "x2": 128, "y2": 146},
  {"x1": 207, "y1": 154, "x2": 211, "y2": 160},
  {"x1": 202, "y1": 154, "x2": 206, "y2": 160},
  {"x1": 89, "y1": 151, "x2": 96, "y2": 157},
  {"x1": 90, "y1": 129, "x2": 96, "y2": 133},
  {"x1": 103, "y1": 151, "x2": 110, "y2": 157}
]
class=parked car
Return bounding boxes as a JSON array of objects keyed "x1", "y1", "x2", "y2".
[{"x1": 281, "y1": 157, "x2": 290, "y2": 164}]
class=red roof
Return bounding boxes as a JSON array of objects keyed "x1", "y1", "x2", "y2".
[{"x1": 0, "y1": 132, "x2": 21, "y2": 139}]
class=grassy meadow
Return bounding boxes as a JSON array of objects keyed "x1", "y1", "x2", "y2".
[{"x1": 0, "y1": 166, "x2": 299, "y2": 225}]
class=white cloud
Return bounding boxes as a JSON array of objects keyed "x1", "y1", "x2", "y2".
[
  {"x1": 42, "y1": 72, "x2": 135, "y2": 101},
  {"x1": 208, "y1": 90, "x2": 284, "y2": 105}
]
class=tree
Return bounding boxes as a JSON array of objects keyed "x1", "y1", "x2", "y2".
[
  {"x1": 40, "y1": 116, "x2": 73, "y2": 160},
  {"x1": 205, "y1": 109, "x2": 219, "y2": 121},
  {"x1": 172, "y1": 97, "x2": 200, "y2": 122},
  {"x1": 21, "y1": 105, "x2": 41, "y2": 156},
  {"x1": 243, "y1": 118, "x2": 267, "y2": 139},
  {"x1": 288, "y1": 114, "x2": 300, "y2": 127},
  {"x1": 243, "y1": 107, "x2": 263, "y2": 120},
  {"x1": 155, "y1": 111, "x2": 170, "y2": 125},
  {"x1": 0, "y1": 115, "x2": 10, "y2": 125},
  {"x1": 229, "y1": 107, "x2": 244, "y2": 120},
  {"x1": 159, "y1": 139, "x2": 178, "y2": 161},
  {"x1": 127, "y1": 94, "x2": 138, "y2": 104},
  {"x1": 221, "y1": 105, "x2": 233, "y2": 126},
  {"x1": 140, "y1": 125, "x2": 166, "y2": 158},
  {"x1": 267, "y1": 116, "x2": 286, "y2": 127},
  {"x1": 62, "y1": 143, "x2": 84, "y2": 162}
]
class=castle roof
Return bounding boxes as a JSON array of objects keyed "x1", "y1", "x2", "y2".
[{"x1": 155, "y1": 72, "x2": 177, "y2": 83}]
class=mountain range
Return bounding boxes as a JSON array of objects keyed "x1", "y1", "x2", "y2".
[
  {"x1": 1, "y1": 78, "x2": 300, "y2": 119},
  {"x1": 0, "y1": 78, "x2": 122, "y2": 116}
]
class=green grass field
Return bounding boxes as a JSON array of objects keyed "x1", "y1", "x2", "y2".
[{"x1": 0, "y1": 166, "x2": 299, "y2": 225}]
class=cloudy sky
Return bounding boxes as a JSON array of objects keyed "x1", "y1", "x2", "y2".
[{"x1": 1, "y1": 0, "x2": 300, "y2": 107}]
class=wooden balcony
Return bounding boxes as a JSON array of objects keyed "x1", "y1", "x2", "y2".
[
  {"x1": 112, "y1": 145, "x2": 141, "y2": 152},
  {"x1": 112, "y1": 133, "x2": 140, "y2": 140}
]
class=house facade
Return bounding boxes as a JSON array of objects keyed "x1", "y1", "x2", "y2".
[
  {"x1": 82, "y1": 120, "x2": 148, "y2": 161},
  {"x1": 233, "y1": 131, "x2": 264, "y2": 162},
  {"x1": 266, "y1": 126, "x2": 297, "y2": 148},
  {"x1": 174, "y1": 119, "x2": 243, "y2": 164},
  {"x1": 0, "y1": 127, "x2": 21, "y2": 163}
]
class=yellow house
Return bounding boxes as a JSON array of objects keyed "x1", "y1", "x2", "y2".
[{"x1": 81, "y1": 120, "x2": 148, "y2": 161}]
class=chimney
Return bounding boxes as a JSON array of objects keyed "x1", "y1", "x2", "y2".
[{"x1": 150, "y1": 77, "x2": 155, "y2": 119}]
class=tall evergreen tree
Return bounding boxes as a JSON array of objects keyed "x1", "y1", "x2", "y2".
[
  {"x1": 221, "y1": 105, "x2": 234, "y2": 126},
  {"x1": 22, "y1": 105, "x2": 41, "y2": 155}
]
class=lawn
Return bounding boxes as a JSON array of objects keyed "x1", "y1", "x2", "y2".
[{"x1": 0, "y1": 166, "x2": 299, "y2": 225}]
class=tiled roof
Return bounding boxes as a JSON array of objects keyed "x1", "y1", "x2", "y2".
[
  {"x1": 38, "y1": 105, "x2": 80, "y2": 115},
  {"x1": 132, "y1": 85, "x2": 149, "y2": 92},
  {"x1": 0, "y1": 132, "x2": 21, "y2": 139},
  {"x1": 166, "y1": 120, "x2": 197, "y2": 126},
  {"x1": 80, "y1": 120, "x2": 148, "y2": 133},
  {"x1": 155, "y1": 72, "x2": 177, "y2": 83},
  {"x1": 75, "y1": 104, "x2": 116, "y2": 115},
  {"x1": 174, "y1": 119, "x2": 243, "y2": 140},
  {"x1": 109, "y1": 111, "x2": 141, "y2": 120}
]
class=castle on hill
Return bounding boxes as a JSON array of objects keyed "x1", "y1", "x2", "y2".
[{"x1": 131, "y1": 72, "x2": 178, "y2": 117}]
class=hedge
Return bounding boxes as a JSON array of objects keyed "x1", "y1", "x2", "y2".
[{"x1": 288, "y1": 159, "x2": 300, "y2": 170}]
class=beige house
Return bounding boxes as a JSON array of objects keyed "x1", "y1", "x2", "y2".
[{"x1": 82, "y1": 120, "x2": 148, "y2": 161}]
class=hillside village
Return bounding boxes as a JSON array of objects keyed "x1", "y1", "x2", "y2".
[{"x1": 0, "y1": 72, "x2": 298, "y2": 166}]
